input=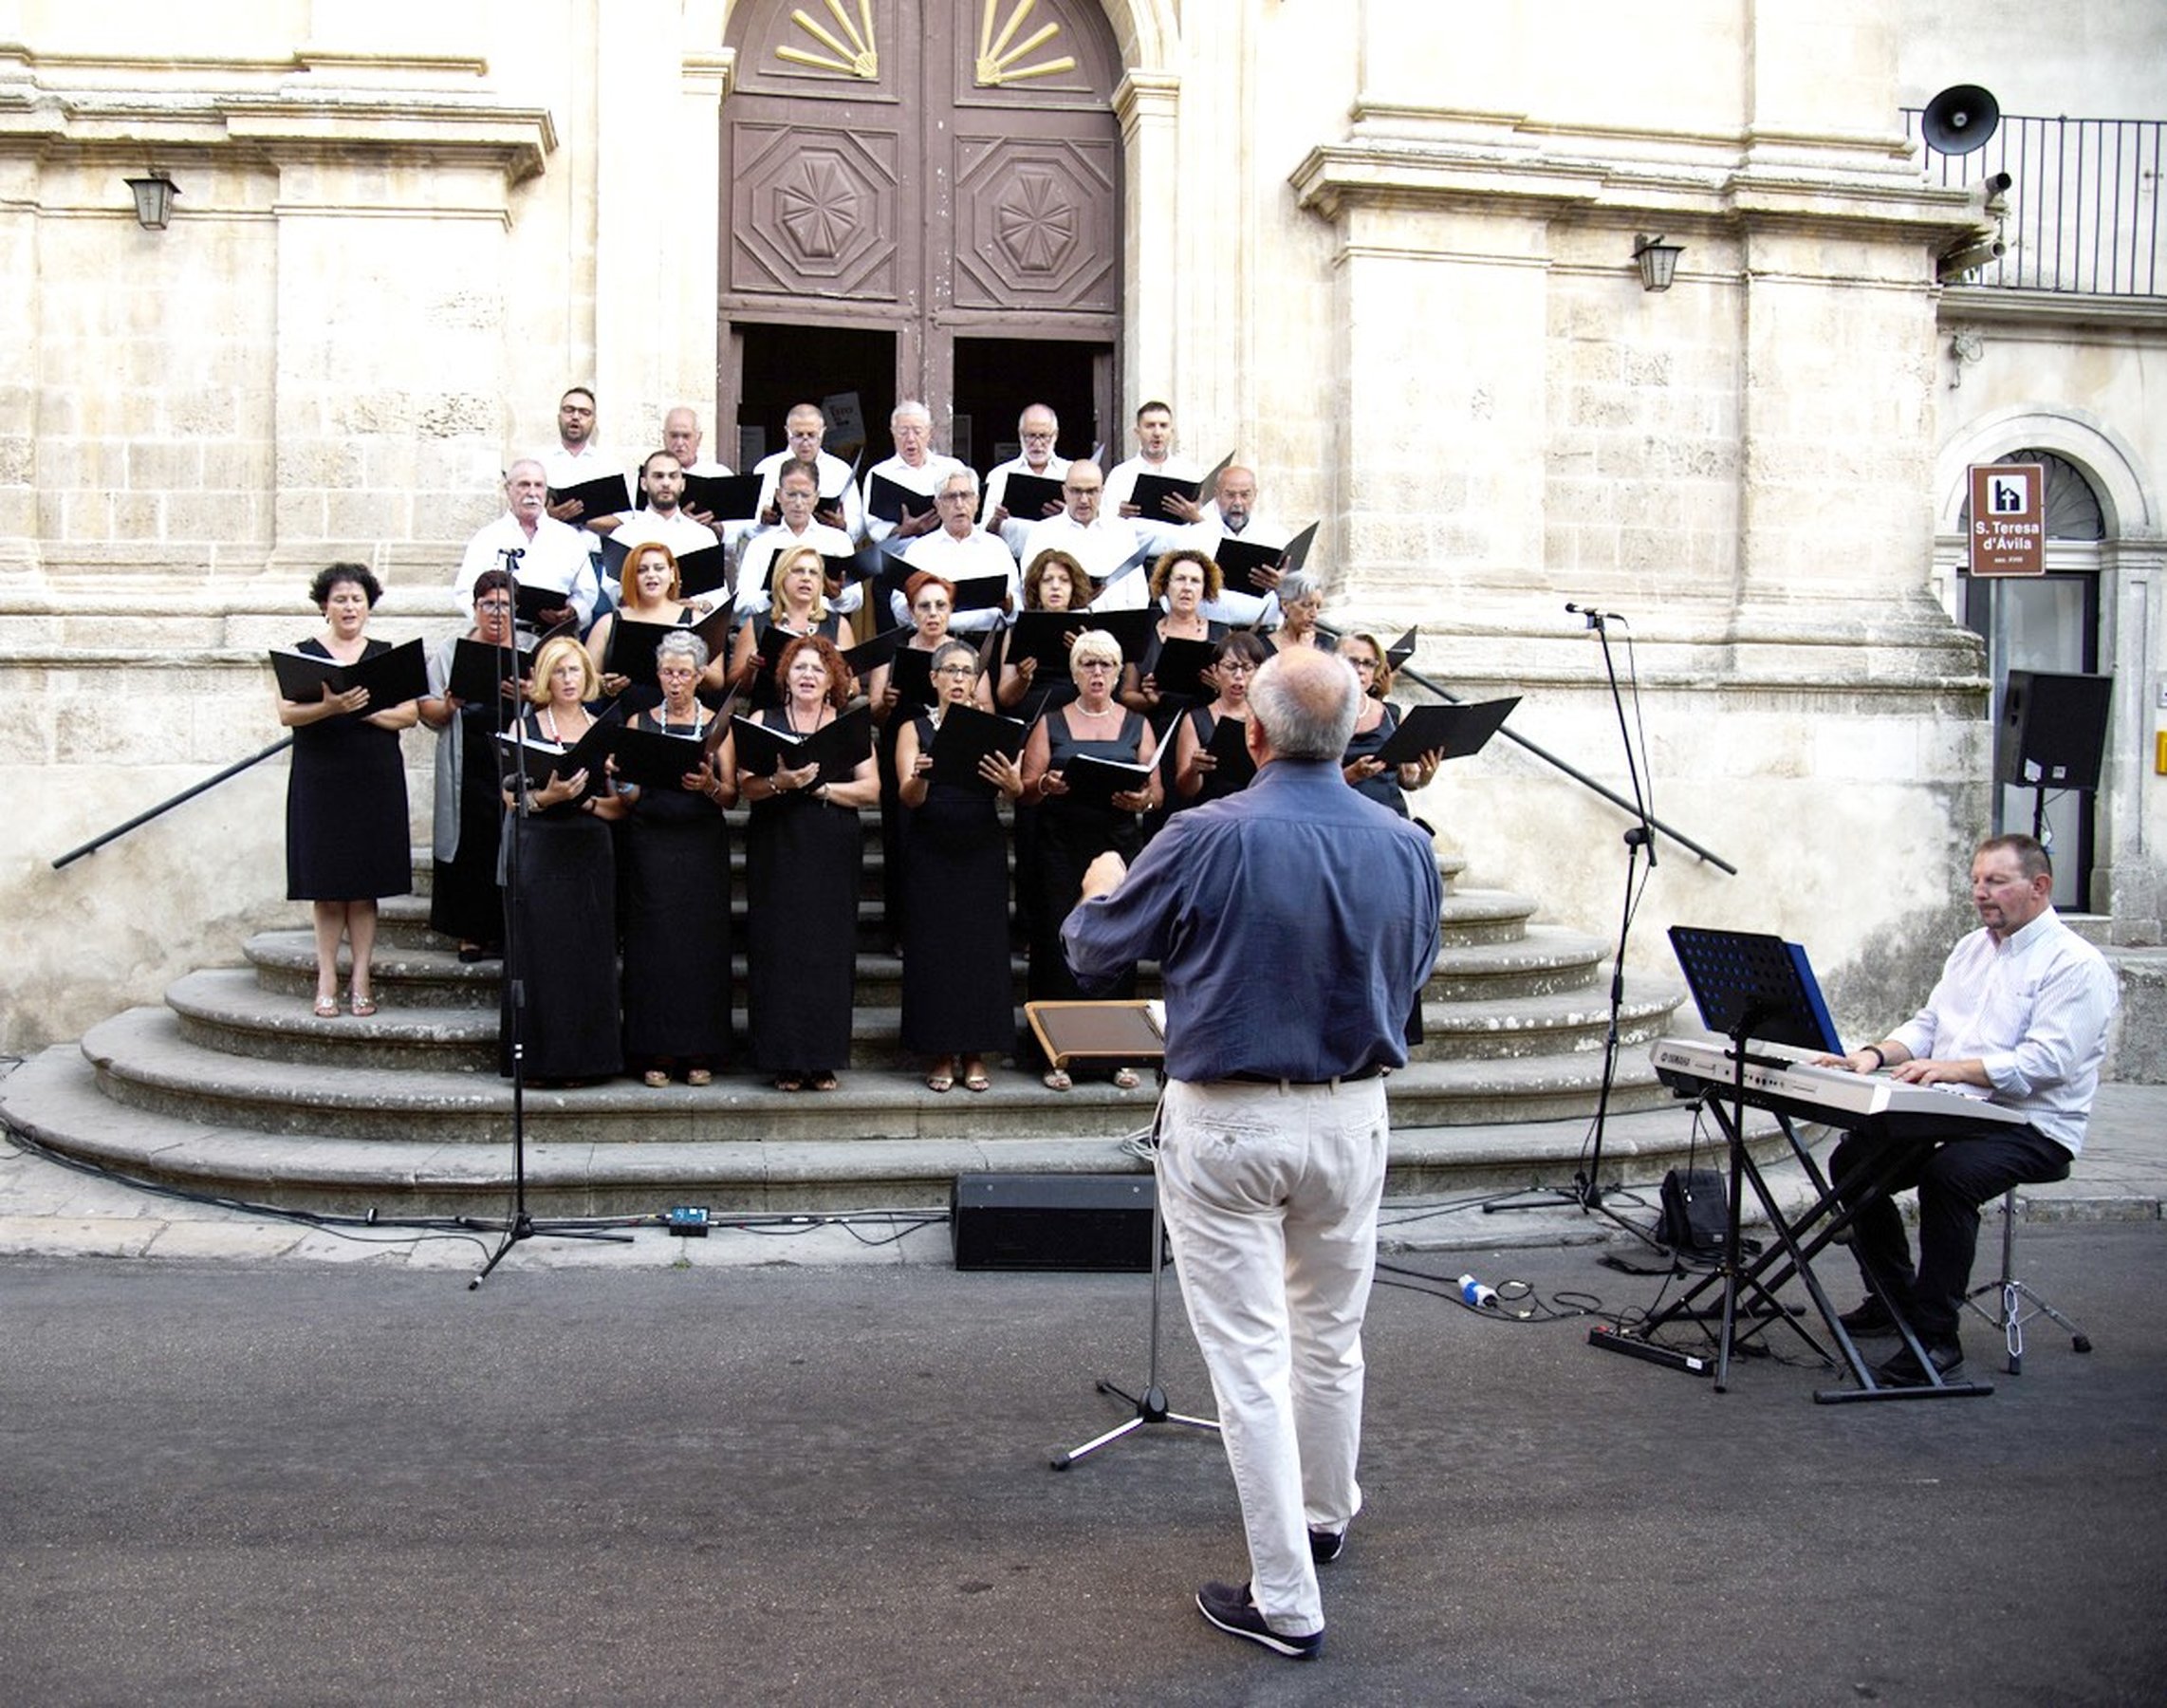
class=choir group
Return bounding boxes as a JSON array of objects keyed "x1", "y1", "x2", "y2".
[{"x1": 272, "y1": 393, "x2": 1448, "y2": 1095}]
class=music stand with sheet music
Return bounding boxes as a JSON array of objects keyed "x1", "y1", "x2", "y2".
[
  {"x1": 1594, "y1": 927, "x2": 1992, "y2": 1402},
  {"x1": 1028, "y1": 1001, "x2": 1220, "y2": 1471}
]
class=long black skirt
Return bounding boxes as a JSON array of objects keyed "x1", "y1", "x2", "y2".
[{"x1": 498, "y1": 809, "x2": 621, "y2": 1082}]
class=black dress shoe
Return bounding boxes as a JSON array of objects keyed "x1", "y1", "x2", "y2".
[
  {"x1": 1308, "y1": 1524, "x2": 1347, "y2": 1566},
  {"x1": 1195, "y1": 1582, "x2": 1322, "y2": 1661},
  {"x1": 1875, "y1": 1339, "x2": 1965, "y2": 1386},
  {"x1": 1839, "y1": 1295, "x2": 1898, "y2": 1336}
]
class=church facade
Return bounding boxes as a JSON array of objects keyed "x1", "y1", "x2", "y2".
[{"x1": 2, "y1": 1, "x2": 2161, "y2": 1052}]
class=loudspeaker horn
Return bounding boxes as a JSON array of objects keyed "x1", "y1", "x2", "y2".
[{"x1": 1921, "y1": 84, "x2": 2001, "y2": 155}]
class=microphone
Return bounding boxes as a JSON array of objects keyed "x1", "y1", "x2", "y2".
[{"x1": 1565, "y1": 601, "x2": 1625, "y2": 626}]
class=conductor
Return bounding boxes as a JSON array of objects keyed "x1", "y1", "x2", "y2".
[{"x1": 1062, "y1": 646, "x2": 1442, "y2": 1660}]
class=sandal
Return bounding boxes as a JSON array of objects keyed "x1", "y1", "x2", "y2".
[
  {"x1": 808, "y1": 1071, "x2": 839, "y2": 1093},
  {"x1": 349, "y1": 991, "x2": 378, "y2": 1018},
  {"x1": 1042, "y1": 1068, "x2": 1072, "y2": 1092},
  {"x1": 773, "y1": 1073, "x2": 804, "y2": 1093},
  {"x1": 963, "y1": 1070, "x2": 991, "y2": 1094},
  {"x1": 926, "y1": 1069, "x2": 954, "y2": 1094},
  {"x1": 313, "y1": 994, "x2": 341, "y2": 1019},
  {"x1": 1112, "y1": 1067, "x2": 1139, "y2": 1090},
  {"x1": 686, "y1": 1068, "x2": 713, "y2": 1087},
  {"x1": 642, "y1": 1069, "x2": 670, "y2": 1089}
]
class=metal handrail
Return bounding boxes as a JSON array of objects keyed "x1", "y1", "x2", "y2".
[
  {"x1": 1325, "y1": 627, "x2": 1737, "y2": 874},
  {"x1": 50, "y1": 736, "x2": 293, "y2": 870}
]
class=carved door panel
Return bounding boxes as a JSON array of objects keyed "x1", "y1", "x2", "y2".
[{"x1": 721, "y1": 0, "x2": 1121, "y2": 431}]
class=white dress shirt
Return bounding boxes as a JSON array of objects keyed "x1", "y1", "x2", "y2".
[
  {"x1": 751, "y1": 450, "x2": 865, "y2": 544},
  {"x1": 1019, "y1": 512, "x2": 1150, "y2": 612},
  {"x1": 980, "y1": 454, "x2": 1072, "y2": 561},
  {"x1": 1890, "y1": 907, "x2": 2120, "y2": 1154},
  {"x1": 861, "y1": 453, "x2": 966, "y2": 546},
  {"x1": 1105, "y1": 452, "x2": 1201, "y2": 560},
  {"x1": 897, "y1": 527, "x2": 1021, "y2": 633},
  {"x1": 453, "y1": 511, "x2": 602, "y2": 628}
]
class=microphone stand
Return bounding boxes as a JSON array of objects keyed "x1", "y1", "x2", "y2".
[
  {"x1": 1485, "y1": 605, "x2": 1663, "y2": 1247},
  {"x1": 469, "y1": 548, "x2": 629, "y2": 1286}
]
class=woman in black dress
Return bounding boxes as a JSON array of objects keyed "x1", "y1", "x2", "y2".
[
  {"x1": 616, "y1": 629, "x2": 736, "y2": 1087},
  {"x1": 274, "y1": 563, "x2": 418, "y2": 1018},
  {"x1": 897, "y1": 638, "x2": 1026, "y2": 1093},
  {"x1": 997, "y1": 548, "x2": 1087, "y2": 953},
  {"x1": 1338, "y1": 631, "x2": 1442, "y2": 816},
  {"x1": 1121, "y1": 548, "x2": 1228, "y2": 837},
  {"x1": 498, "y1": 636, "x2": 626, "y2": 1085},
  {"x1": 1171, "y1": 629, "x2": 1269, "y2": 809},
  {"x1": 732, "y1": 634, "x2": 880, "y2": 1093},
  {"x1": 418, "y1": 567, "x2": 522, "y2": 962},
  {"x1": 725, "y1": 543, "x2": 843, "y2": 711},
  {"x1": 585, "y1": 542, "x2": 699, "y2": 707},
  {"x1": 1265, "y1": 569, "x2": 1333, "y2": 654},
  {"x1": 1018, "y1": 629, "x2": 1160, "y2": 1091}
]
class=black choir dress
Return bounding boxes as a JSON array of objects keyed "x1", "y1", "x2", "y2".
[
  {"x1": 1001, "y1": 631, "x2": 1077, "y2": 950},
  {"x1": 497, "y1": 713, "x2": 621, "y2": 1082},
  {"x1": 899, "y1": 711, "x2": 1013, "y2": 1058},
  {"x1": 1135, "y1": 620, "x2": 1225, "y2": 842},
  {"x1": 1027, "y1": 704, "x2": 1149, "y2": 1016},
  {"x1": 286, "y1": 637, "x2": 411, "y2": 902},
  {"x1": 745, "y1": 708, "x2": 861, "y2": 1075},
  {"x1": 744, "y1": 611, "x2": 844, "y2": 712},
  {"x1": 617, "y1": 709, "x2": 732, "y2": 1073}
]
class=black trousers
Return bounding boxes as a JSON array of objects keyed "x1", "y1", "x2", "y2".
[{"x1": 1830, "y1": 1125, "x2": 2073, "y2": 1341}]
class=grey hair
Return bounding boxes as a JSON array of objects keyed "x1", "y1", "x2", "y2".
[
  {"x1": 1248, "y1": 650, "x2": 1361, "y2": 761},
  {"x1": 892, "y1": 399, "x2": 933, "y2": 427},
  {"x1": 938, "y1": 465, "x2": 981, "y2": 498},
  {"x1": 1275, "y1": 569, "x2": 1322, "y2": 606},
  {"x1": 655, "y1": 628, "x2": 710, "y2": 674},
  {"x1": 931, "y1": 638, "x2": 979, "y2": 676}
]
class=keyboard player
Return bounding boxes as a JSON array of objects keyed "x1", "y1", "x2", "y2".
[{"x1": 1814, "y1": 834, "x2": 2118, "y2": 1386}]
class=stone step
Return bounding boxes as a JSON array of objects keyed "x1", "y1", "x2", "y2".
[
  {"x1": 9, "y1": 1037, "x2": 1732, "y2": 1218},
  {"x1": 81, "y1": 1005, "x2": 1685, "y2": 1154},
  {"x1": 243, "y1": 916, "x2": 1608, "y2": 1012},
  {"x1": 167, "y1": 967, "x2": 1681, "y2": 1075}
]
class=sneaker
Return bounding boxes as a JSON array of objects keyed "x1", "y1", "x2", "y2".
[
  {"x1": 1875, "y1": 1339, "x2": 1965, "y2": 1387},
  {"x1": 1195, "y1": 1581, "x2": 1322, "y2": 1661},
  {"x1": 1838, "y1": 1295, "x2": 1898, "y2": 1336},
  {"x1": 1308, "y1": 1525, "x2": 1347, "y2": 1566}
]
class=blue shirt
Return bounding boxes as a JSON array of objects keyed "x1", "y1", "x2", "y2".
[{"x1": 1061, "y1": 759, "x2": 1443, "y2": 1083}]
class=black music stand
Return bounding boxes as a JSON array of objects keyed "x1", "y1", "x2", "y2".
[
  {"x1": 1592, "y1": 928, "x2": 1991, "y2": 1402},
  {"x1": 1027, "y1": 1001, "x2": 1220, "y2": 1471}
]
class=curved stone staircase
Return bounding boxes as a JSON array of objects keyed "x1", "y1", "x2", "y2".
[{"x1": 3, "y1": 815, "x2": 1728, "y2": 1217}]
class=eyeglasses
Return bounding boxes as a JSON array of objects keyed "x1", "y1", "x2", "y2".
[
  {"x1": 934, "y1": 664, "x2": 976, "y2": 678},
  {"x1": 1348, "y1": 658, "x2": 1377, "y2": 671}
]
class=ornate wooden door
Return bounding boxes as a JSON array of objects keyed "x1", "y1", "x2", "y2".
[{"x1": 720, "y1": 0, "x2": 1121, "y2": 440}]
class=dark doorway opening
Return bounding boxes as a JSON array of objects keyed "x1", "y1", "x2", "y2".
[
  {"x1": 952, "y1": 338, "x2": 1111, "y2": 476},
  {"x1": 734, "y1": 324, "x2": 897, "y2": 469}
]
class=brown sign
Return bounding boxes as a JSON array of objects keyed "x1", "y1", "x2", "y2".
[{"x1": 1969, "y1": 462, "x2": 2047, "y2": 576}]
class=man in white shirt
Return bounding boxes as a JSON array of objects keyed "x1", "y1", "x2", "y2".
[
  {"x1": 980, "y1": 402, "x2": 1070, "y2": 561},
  {"x1": 861, "y1": 399, "x2": 964, "y2": 548},
  {"x1": 1104, "y1": 399, "x2": 1201, "y2": 560},
  {"x1": 1183, "y1": 465, "x2": 1290, "y2": 628},
  {"x1": 454, "y1": 458, "x2": 602, "y2": 630},
  {"x1": 751, "y1": 402, "x2": 864, "y2": 543},
  {"x1": 1019, "y1": 461, "x2": 1149, "y2": 612},
  {"x1": 1820, "y1": 833, "x2": 2119, "y2": 1386},
  {"x1": 540, "y1": 386, "x2": 617, "y2": 523},
  {"x1": 898, "y1": 468, "x2": 1019, "y2": 634},
  {"x1": 608, "y1": 452, "x2": 721, "y2": 560},
  {"x1": 733, "y1": 461, "x2": 861, "y2": 619}
]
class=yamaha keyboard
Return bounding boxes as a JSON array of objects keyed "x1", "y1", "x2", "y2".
[{"x1": 1651, "y1": 1036, "x2": 2030, "y2": 1140}]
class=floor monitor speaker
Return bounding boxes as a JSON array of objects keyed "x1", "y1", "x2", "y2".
[
  {"x1": 1994, "y1": 671, "x2": 2112, "y2": 791},
  {"x1": 951, "y1": 1173, "x2": 1157, "y2": 1272}
]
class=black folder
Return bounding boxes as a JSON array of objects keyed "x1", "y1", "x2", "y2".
[
  {"x1": 1127, "y1": 454, "x2": 1232, "y2": 524},
  {"x1": 1385, "y1": 625, "x2": 1418, "y2": 671},
  {"x1": 1204, "y1": 713, "x2": 1257, "y2": 789},
  {"x1": 888, "y1": 644, "x2": 936, "y2": 711},
  {"x1": 546, "y1": 473, "x2": 632, "y2": 522},
  {"x1": 1059, "y1": 753, "x2": 1154, "y2": 810},
  {"x1": 611, "y1": 725, "x2": 711, "y2": 790},
  {"x1": 997, "y1": 471, "x2": 1065, "y2": 522},
  {"x1": 732, "y1": 705, "x2": 874, "y2": 787},
  {"x1": 672, "y1": 542, "x2": 732, "y2": 602},
  {"x1": 447, "y1": 635, "x2": 534, "y2": 704},
  {"x1": 926, "y1": 705, "x2": 1028, "y2": 789},
  {"x1": 866, "y1": 471, "x2": 935, "y2": 527},
  {"x1": 496, "y1": 701, "x2": 624, "y2": 798},
  {"x1": 1146, "y1": 637, "x2": 1219, "y2": 702},
  {"x1": 683, "y1": 472, "x2": 763, "y2": 522},
  {"x1": 842, "y1": 624, "x2": 910, "y2": 678},
  {"x1": 1008, "y1": 611, "x2": 1087, "y2": 677},
  {"x1": 1214, "y1": 521, "x2": 1318, "y2": 599},
  {"x1": 270, "y1": 638, "x2": 429, "y2": 708},
  {"x1": 1372, "y1": 696, "x2": 1520, "y2": 767}
]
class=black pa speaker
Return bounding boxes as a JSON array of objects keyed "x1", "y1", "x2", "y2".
[
  {"x1": 951, "y1": 1174, "x2": 1158, "y2": 1272},
  {"x1": 1921, "y1": 84, "x2": 2001, "y2": 156},
  {"x1": 1994, "y1": 671, "x2": 2113, "y2": 791}
]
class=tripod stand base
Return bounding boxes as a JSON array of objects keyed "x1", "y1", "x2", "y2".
[
  {"x1": 1050, "y1": 1379, "x2": 1219, "y2": 1470},
  {"x1": 467, "y1": 1214, "x2": 635, "y2": 1287}
]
